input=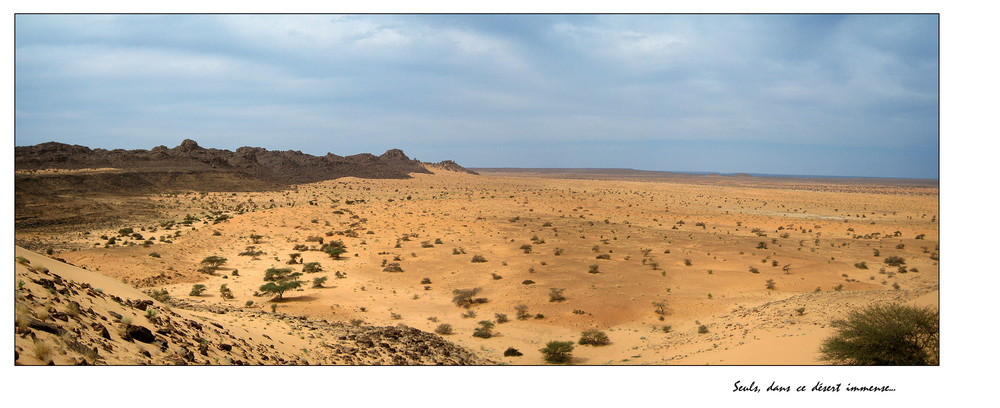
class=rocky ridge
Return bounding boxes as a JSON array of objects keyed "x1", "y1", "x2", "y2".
[{"x1": 14, "y1": 247, "x2": 492, "y2": 366}]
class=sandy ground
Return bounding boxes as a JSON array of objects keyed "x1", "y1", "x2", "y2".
[{"x1": 18, "y1": 169, "x2": 939, "y2": 364}]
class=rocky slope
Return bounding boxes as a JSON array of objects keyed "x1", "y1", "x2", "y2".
[
  {"x1": 15, "y1": 139, "x2": 450, "y2": 185},
  {"x1": 14, "y1": 247, "x2": 492, "y2": 365}
]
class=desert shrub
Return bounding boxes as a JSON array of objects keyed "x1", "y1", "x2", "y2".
[
  {"x1": 553, "y1": 248, "x2": 564, "y2": 256},
  {"x1": 757, "y1": 241, "x2": 768, "y2": 249},
  {"x1": 302, "y1": 262, "x2": 323, "y2": 273},
  {"x1": 819, "y1": 304, "x2": 938, "y2": 365},
  {"x1": 520, "y1": 244, "x2": 533, "y2": 254},
  {"x1": 189, "y1": 284, "x2": 207, "y2": 296},
  {"x1": 434, "y1": 323, "x2": 453, "y2": 335},
  {"x1": 382, "y1": 263, "x2": 404, "y2": 273},
  {"x1": 522, "y1": 279, "x2": 535, "y2": 285},
  {"x1": 795, "y1": 307, "x2": 806, "y2": 316},
  {"x1": 149, "y1": 252, "x2": 161, "y2": 258},
  {"x1": 765, "y1": 279, "x2": 776, "y2": 290},
  {"x1": 578, "y1": 329, "x2": 610, "y2": 346},
  {"x1": 245, "y1": 300, "x2": 254, "y2": 307},
  {"x1": 259, "y1": 268, "x2": 305, "y2": 299},
  {"x1": 495, "y1": 313, "x2": 509, "y2": 323},
  {"x1": 539, "y1": 341, "x2": 574, "y2": 364},
  {"x1": 684, "y1": 259, "x2": 692, "y2": 266},
  {"x1": 884, "y1": 256, "x2": 906, "y2": 267},
  {"x1": 854, "y1": 261, "x2": 868, "y2": 269},
  {"x1": 201, "y1": 255, "x2": 227, "y2": 270},
  {"x1": 461, "y1": 310, "x2": 477, "y2": 318},
  {"x1": 652, "y1": 301, "x2": 668, "y2": 316},
  {"x1": 322, "y1": 241, "x2": 348, "y2": 259},
  {"x1": 219, "y1": 284, "x2": 234, "y2": 299},
  {"x1": 873, "y1": 249, "x2": 881, "y2": 257},
  {"x1": 698, "y1": 325, "x2": 709, "y2": 334},
  {"x1": 312, "y1": 276, "x2": 328, "y2": 288},
  {"x1": 452, "y1": 288, "x2": 483, "y2": 308},
  {"x1": 148, "y1": 289, "x2": 171, "y2": 303},
  {"x1": 515, "y1": 304, "x2": 530, "y2": 320},
  {"x1": 595, "y1": 254, "x2": 611, "y2": 260},
  {"x1": 896, "y1": 243, "x2": 905, "y2": 249},
  {"x1": 661, "y1": 325, "x2": 672, "y2": 333},
  {"x1": 834, "y1": 284, "x2": 844, "y2": 292},
  {"x1": 471, "y1": 255, "x2": 488, "y2": 263},
  {"x1": 749, "y1": 266, "x2": 760, "y2": 274},
  {"x1": 491, "y1": 273, "x2": 503, "y2": 280},
  {"x1": 548, "y1": 288, "x2": 566, "y2": 302},
  {"x1": 504, "y1": 347, "x2": 523, "y2": 357},
  {"x1": 588, "y1": 264, "x2": 600, "y2": 274},
  {"x1": 473, "y1": 320, "x2": 495, "y2": 338}
]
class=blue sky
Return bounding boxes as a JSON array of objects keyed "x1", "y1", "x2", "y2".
[{"x1": 14, "y1": 14, "x2": 939, "y2": 178}]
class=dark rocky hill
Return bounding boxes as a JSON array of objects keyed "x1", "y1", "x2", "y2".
[{"x1": 15, "y1": 139, "x2": 442, "y2": 184}]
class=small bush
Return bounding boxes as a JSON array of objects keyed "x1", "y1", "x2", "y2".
[
  {"x1": 219, "y1": 284, "x2": 234, "y2": 299},
  {"x1": 698, "y1": 325, "x2": 709, "y2": 334},
  {"x1": 549, "y1": 288, "x2": 566, "y2": 302},
  {"x1": 473, "y1": 320, "x2": 495, "y2": 338},
  {"x1": 504, "y1": 347, "x2": 523, "y2": 357},
  {"x1": 312, "y1": 276, "x2": 328, "y2": 288},
  {"x1": 189, "y1": 284, "x2": 207, "y2": 296},
  {"x1": 452, "y1": 288, "x2": 484, "y2": 308},
  {"x1": 884, "y1": 256, "x2": 906, "y2": 267},
  {"x1": 578, "y1": 329, "x2": 610, "y2": 346},
  {"x1": 434, "y1": 323, "x2": 453, "y2": 335},
  {"x1": 539, "y1": 341, "x2": 574, "y2": 364},
  {"x1": 471, "y1": 255, "x2": 488, "y2": 263}
]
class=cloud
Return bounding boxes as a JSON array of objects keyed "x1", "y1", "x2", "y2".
[{"x1": 14, "y1": 14, "x2": 938, "y2": 177}]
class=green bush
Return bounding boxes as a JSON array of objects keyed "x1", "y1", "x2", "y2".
[
  {"x1": 189, "y1": 284, "x2": 207, "y2": 296},
  {"x1": 819, "y1": 304, "x2": 938, "y2": 365},
  {"x1": 539, "y1": 341, "x2": 574, "y2": 364},
  {"x1": 578, "y1": 329, "x2": 610, "y2": 346},
  {"x1": 259, "y1": 268, "x2": 304, "y2": 299},
  {"x1": 434, "y1": 323, "x2": 453, "y2": 335},
  {"x1": 884, "y1": 256, "x2": 906, "y2": 267},
  {"x1": 472, "y1": 321, "x2": 495, "y2": 338},
  {"x1": 504, "y1": 347, "x2": 523, "y2": 357}
]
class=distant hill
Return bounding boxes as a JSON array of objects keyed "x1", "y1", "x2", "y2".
[{"x1": 15, "y1": 139, "x2": 476, "y2": 195}]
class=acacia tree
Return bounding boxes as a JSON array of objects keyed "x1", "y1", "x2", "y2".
[
  {"x1": 322, "y1": 241, "x2": 348, "y2": 260},
  {"x1": 539, "y1": 341, "x2": 574, "y2": 364},
  {"x1": 259, "y1": 268, "x2": 305, "y2": 300},
  {"x1": 200, "y1": 256, "x2": 227, "y2": 273},
  {"x1": 819, "y1": 304, "x2": 939, "y2": 365}
]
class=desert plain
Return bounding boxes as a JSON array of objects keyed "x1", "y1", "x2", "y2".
[{"x1": 14, "y1": 159, "x2": 939, "y2": 365}]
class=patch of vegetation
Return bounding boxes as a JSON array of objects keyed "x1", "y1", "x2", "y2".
[
  {"x1": 819, "y1": 304, "x2": 938, "y2": 365},
  {"x1": 548, "y1": 288, "x2": 567, "y2": 302},
  {"x1": 578, "y1": 329, "x2": 610, "y2": 346},
  {"x1": 189, "y1": 284, "x2": 207, "y2": 296},
  {"x1": 259, "y1": 268, "x2": 305, "y2": 299},
  {"x1": 539, "y1": 341, "x2": 574, "y2": 364}
]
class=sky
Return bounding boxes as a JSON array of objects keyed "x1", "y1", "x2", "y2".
[{"x1": 14, "y1": 14, "x2": 939, "y2": 178}]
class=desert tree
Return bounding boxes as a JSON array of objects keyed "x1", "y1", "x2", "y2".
[
  {"x1": 259, "y1": 267, "x2": 305, "y2": 300},
  {"x1": 452, "y1": 288, "x2": 485, "y2": 308},
  {"x1": 549, "y1": 288, "x2": 567, "y2": 302},
  {"x1": 578, "y1": 329, "x2": 610, "y2": 346},
  {"x1": 819, "y1": 304, "x2": 938, "y2": 365},
  {"x1": 189, "y1": 284, "x2": 207, "y2": 296},
  {"x1": 473, "y1": 320, "x2": 495, "y2": 338},
  {"x1": 539, "y1": 341, "x2": 574, "y2": 364}
]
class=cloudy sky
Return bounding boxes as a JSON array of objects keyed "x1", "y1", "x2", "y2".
[{"x1": 15, "y1": 14, "x2": 938, "y2": 178}]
